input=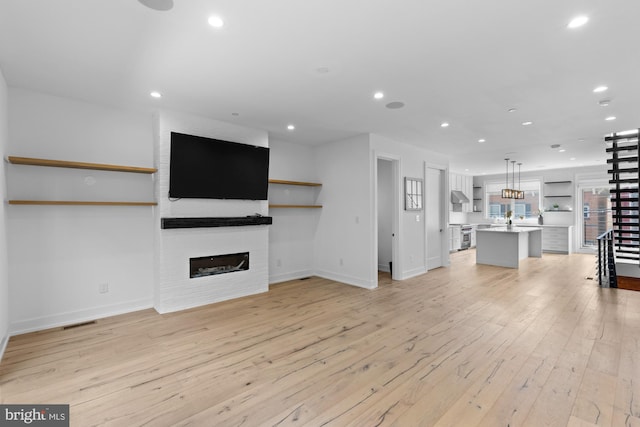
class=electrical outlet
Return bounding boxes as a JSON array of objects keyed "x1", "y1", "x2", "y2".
[
  {"x1": 99, "y1": 283, "x2": 109, "y2": 294},
  {"x1": 277, "y1": 259, "x2": 282, "y2": 268},
  {"x1": 339, "y1": 258, "x2": 344, "y2": 266}
]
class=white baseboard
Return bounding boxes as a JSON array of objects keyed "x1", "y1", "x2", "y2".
[
  {"x1": 314, "y1": 269, "x2": 376, "y2": 290},
  {"x1": 154, "y1": 286, "x2": 268, "y2": 314},
  {"x1": 400, "y1": 266, "x2": 427, "y2": 280},
  {"x1": 10, "y1": 298, "x2": 154, "y2": 336},
  {"x1": 269, "y1": 269, "x2": 314, "y2": 285},
  {"x1": 0, "y1": 333, "x2": 8, "y2": 362}
]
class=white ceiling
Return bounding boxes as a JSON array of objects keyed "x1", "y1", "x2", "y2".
[{"x1": 1, "y1": 0, "x2": 639, "y2": 174}]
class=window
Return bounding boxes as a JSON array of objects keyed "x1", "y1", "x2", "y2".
[{"x1": 485, "y1": 180, "x2": 541, "y2": 219}]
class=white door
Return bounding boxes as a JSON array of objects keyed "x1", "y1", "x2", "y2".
[
  {"x1": 427, "y1": 167, "x2": 444, "y2": 269},
  {"x1": 577, "y1": 181, "x2": 612, "y2": 252}
]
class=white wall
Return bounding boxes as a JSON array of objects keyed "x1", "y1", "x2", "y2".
[
  {"x1": 6, "y1": 88, "x2": 155, "y2": 334},
  {"x1": 314, "y1": 134, "x2": 375, "y2": 288},
  {"x1": 153, "y1": 110, "x2": 269, "y2": 313},
  {"x1": 0, "y1": 69, "x2": 9, "y2": 359},
  {"x1": 377, "y1": 159, "x2": 393, "y2": 272},
  {"x1": 268, "y1": 139, "x2": 319, "y2": 284},
  {"x1": 371, "y1": 134, "x2": 450, "y2": 279}
]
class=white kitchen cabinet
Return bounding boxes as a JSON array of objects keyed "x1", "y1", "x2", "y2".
[
  {"x1": 517, "y1": 225, "x2": 573, "y2": 254},
  {"x1": 449, "y1": 225, "x2": 461, "y2": 252},
  {"x1": 542, "y1": 226, "x2": 573, "y2": 253}
]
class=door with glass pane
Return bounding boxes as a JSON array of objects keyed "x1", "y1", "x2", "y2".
[{"x1": 580, "y1": 185, "x2": 612, "y2": 249}]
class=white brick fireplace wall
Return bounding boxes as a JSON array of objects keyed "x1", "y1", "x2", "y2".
[{"x1": 153, "y1": 110, "x2": 269, "y2": 314}]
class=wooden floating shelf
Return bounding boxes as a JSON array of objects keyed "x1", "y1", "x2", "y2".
[
  {"x1": 8, "y1": 200, "x2": 157, "y2": 206},
  {"x1": 269, "y1": 204, "x2": 322, "y2": 209},
  {"x1": 544, "y1": 181, "x2": 572, "y2": 184},
  {"x1": 7, "y1": 156, "x2": 157, "y2": 174},
  {"x1": 268, "y1": 179, "x2": 322, "y2": 187},
  {"x1": 544, "y1": 195, "x2": 572, "y2": 198}
]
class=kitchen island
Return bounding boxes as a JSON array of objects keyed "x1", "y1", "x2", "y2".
[{"x1": 476, "y1": 226, "x2": 543, "y2": 268}]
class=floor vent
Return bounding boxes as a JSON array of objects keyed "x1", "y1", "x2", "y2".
[{"x1": 63, "y1": 320, "x2": 97, "y2": 330}]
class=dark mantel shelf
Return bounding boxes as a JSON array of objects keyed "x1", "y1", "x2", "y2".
[{"x1": 161, "y1": 216, "x2": 273, "y2": 229}]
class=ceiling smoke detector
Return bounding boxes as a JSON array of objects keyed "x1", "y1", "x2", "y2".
[
  {"x1": 385, "y1": 101, "x2": 405, "y2": 109},
  {"x1": 138, "y1": 0, "x2": 174, "y2": 11}
]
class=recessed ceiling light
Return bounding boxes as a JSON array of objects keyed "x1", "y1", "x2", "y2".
[
  {"x1": 508, "y1": 108, "x2": 517, "y2": 113},
  {"x1": 373, "y1": 92, "x2": 384, "y2": 100},
  {"x1": 570, "y1": 157, "x2": 576, "y2": 160},
  {"x1": 464, "y1": 169, "x2": 469, "y2": 172},
  {"x1": 150, "y1": 91, "x2": 162, "y2": 98},
  {"x1": 593, "y1": 85, "x2": 608, "y2": 93},
  {"x1": 208, "y1": 15, "x2": 224, "y2": 28},
  {"x1": 440, "y1": 122, "x2": 450, "y2": 128},
  {"x1": 478, "y1": 139, "x2": 486, "y2": 143},
  {"x1": 568, "y1": 16, "x2": 589, "y2": 29},
  {"x1": 287, "y1": 124, "x2": 295, "y2": 131},
  {"x1": 605, "y1": 116, "x2": 617, "y2": 121},
  {"x1": 598, "y1": 99, "x2": 611, "y2": 107},
  {"x1": 559, "y1": 149, "x2": 566, "y2": 153},
  {"x1": 522, "y1": 121, "x2": 533, "y2": 126}
]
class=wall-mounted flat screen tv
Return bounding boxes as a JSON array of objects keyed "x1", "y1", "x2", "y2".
[{"x1": 169, "y1": 132, "x2": 269, "y2": 200}]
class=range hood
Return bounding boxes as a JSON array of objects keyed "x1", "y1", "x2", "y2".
[{"x1": 450, "y1": 190, "x2": 470, "y2": 204}]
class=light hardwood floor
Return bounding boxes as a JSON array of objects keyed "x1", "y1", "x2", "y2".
[{"x1": 1, "y1": 250, "x2": 639, "y2": 426}]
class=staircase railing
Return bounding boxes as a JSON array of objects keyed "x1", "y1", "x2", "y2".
[{"x1": 597, "y1": 229, "x2": 616, "y2": 287}]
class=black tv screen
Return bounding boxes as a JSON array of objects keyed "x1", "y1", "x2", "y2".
[{"x1": 169, "y1": 132, "x2": 269, "y2": 200}]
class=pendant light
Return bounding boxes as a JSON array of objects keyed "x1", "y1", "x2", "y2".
[
  {"x1": 515, "y1": 162, "x2": 525, "y2": 199},
  {"x1": 501, "y1": 158, "x2": 512, "y2": 198}
]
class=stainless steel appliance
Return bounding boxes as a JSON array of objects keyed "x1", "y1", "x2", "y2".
[{"x1": 461, "y1": 225, "x2": 472, "y2": 250}]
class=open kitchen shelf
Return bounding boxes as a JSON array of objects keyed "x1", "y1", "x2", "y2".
[
  {"x1": 472, "y1": 185, "x2": 483, "y2": 212},
  {"x1": 543, "y1": 181, "x2": 572, "y2": 211}
]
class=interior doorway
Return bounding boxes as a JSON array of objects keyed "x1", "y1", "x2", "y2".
[{"x1": 377, "y1": 157, "x2": 399, "y2": 281}]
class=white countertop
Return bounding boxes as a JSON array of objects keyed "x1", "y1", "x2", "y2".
[{"x1": 477, "y1": 226, "x2": 543, "y2": 233}]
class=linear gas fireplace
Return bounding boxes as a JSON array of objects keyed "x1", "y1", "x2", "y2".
[{"x1": 190, "y1": 252, "x2": 250, "y2": 278}]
